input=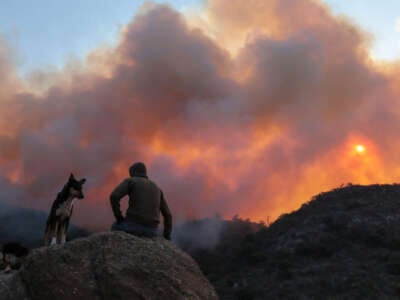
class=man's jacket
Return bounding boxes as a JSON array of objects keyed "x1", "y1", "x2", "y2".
[{"x1": 110, "y1": 176, "x2": 172, "y2": 238}]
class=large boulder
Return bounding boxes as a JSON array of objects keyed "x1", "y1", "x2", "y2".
[
  {"x1": 0, "y1": 232, "x2": 218, "y2": 300},
  {"x1": 0, "y1": 272, "x2": 30, "y2": 300}
]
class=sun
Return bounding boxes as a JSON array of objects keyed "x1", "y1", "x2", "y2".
[{"x1": 355, "y1": 144, "x2": 366, "y2": 153}]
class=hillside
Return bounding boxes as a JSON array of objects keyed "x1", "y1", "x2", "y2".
[
  {"x1": 0, "y1": 203, "x2": 89, "y2": 247},
  {"x1": 181, "y1": 184, "x2": 400, "y2": 299}
]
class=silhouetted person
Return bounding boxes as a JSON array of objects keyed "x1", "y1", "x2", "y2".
[{"x1": 110, "y1": 162, "x2": 172, "y2": 240}]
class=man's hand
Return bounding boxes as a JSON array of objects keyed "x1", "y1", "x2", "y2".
[
  {"x1": 110, "y1": 179, "x2": 130, "y2": 225},
  {"x1": 163, "y1": 231, "x2": 171, "y2": 240}
]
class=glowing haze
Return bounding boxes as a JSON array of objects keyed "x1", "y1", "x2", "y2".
[{"x1": 1, "y1": 0, "x2": 399, "y2": 229}]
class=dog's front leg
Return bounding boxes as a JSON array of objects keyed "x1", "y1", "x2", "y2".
[
  {"x1": 56, "y1": 221, "x2": 65, "y2": 244},
  {"x1": 50, "y1": 236, "x2": 57, "y2": 245},
  {"x1": 51, "y1": 222, "x2": 59, "y2": 245},
  {"x1": 60, "y1": 221, "x2": 68, "y2": 244}
]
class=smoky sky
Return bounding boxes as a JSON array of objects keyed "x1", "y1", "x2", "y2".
[{"x1": 0, "y1": 0, "x2": 399, "y2": 229}]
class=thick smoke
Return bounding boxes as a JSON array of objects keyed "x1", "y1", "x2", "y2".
[{"x1": 0, "y1": 1, "x2": 399, "y2": 230}]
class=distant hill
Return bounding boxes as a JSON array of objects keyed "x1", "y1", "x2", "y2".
[
  {"x1": 180, "y1": 184, "x2": 400, "y2": 299},
  {"x1": 0, "y1": 203, "x2": 89, "y2": 247}
]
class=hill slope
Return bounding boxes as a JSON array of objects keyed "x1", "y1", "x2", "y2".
[
  {"x1": 183, "y1": 184, "x2": 400, "y2": 299},
  {"x1": 0, "y1": 203, "x2": 89, "y2": 247}
]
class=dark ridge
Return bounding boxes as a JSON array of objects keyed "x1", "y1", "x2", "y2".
[
  {"x1": 181, "y1": 184, "x2": 400, "y2": 299},
  {"x1": 0, "y1": 202, "x2": 90, "y2": 248}
]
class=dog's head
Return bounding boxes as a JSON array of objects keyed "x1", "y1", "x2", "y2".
[{"x1": 68, "y1": 173, "x2": 86, "y2": 199}]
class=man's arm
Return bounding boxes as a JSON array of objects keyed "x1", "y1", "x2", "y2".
[
  {"x1": 160, "y1": 191, "x2": 172, "y2": 240},
  {"x1": 110, "y1": 178, "x2": 131, "y2": 223}
]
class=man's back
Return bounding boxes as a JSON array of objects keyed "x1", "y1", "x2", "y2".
[
  {"x1": 125, "y1": 176, "x2": 162, "y2": 226},
  {"x1": 110, "y1": 162, "x2": 172, "y2": 239}
]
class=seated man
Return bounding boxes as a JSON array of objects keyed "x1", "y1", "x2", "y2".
[{"x1": 110, "y1": 162, "x2": 172, "y2": 239}]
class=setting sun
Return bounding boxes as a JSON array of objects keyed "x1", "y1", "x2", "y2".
[{"x1": 355, "y1": 144, "x2": 366, "y2": 153}]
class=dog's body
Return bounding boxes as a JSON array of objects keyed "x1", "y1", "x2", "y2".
[{"x1": 44, "y1": 174, "x2": 86, "y2": 246}]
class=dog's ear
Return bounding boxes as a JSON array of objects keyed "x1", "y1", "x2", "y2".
[
  {"x1": 80, "y1": 178, "x2": 86, "y2": 185},
  {"x1": 69, "y1": 173, "x2": 75, "y2": 181}
]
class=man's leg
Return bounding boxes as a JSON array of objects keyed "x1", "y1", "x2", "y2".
[
  {"x1": 111, "y1": 220, "x2": 158, "y2": 237},
  {"x1": 125, "y1": 222, "x2": 158, "y2": 237},
  {"x1": 111, "y1": 221, "x2": 124, "y2": 231}
]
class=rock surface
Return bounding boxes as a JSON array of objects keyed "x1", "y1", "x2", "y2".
[{"x1": 0, "y1": 232, "x2": 218, "y2": 300}]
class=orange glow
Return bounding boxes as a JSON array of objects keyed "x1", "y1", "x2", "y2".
[
  {"x1": 355, "y1": 144, "x2": 366, "y2": 154},
  {"x1": 2, "y1": 1, "x2": 400, "y2": 230}
]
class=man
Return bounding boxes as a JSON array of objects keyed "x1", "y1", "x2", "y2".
[{"x1": 110, "y1": 162, "x2": 172, "y2": 240}]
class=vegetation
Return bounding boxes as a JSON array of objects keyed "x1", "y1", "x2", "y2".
[{"x1": 180, "y1": 184, "x2": 400, "y2": 299}]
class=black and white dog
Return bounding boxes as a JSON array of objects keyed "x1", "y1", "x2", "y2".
[{"x1": 44, "y1": 173, "x2": 86, "y2": 246}]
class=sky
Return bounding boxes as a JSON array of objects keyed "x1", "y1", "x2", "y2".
[
  {"x1": 1, "y1": 0, "x2": 400, "y2": 230},
  {"x1": 0, "y1": 0, "x2": 399, "y2": 76},
  {"x1": 0, "y1": 0, "x2": 201, "y2": 75},
  {"x1": 326, "y1": 0, "x2": 400, "y2": 60}
]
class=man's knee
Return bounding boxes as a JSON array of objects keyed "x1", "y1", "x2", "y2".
[{"x1": 111, "y1": 220, "x2": 157, "y2": 237}]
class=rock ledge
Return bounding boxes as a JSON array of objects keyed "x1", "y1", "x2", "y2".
[{"x1": 0, "y1": 232, "x2": 218, "y2": 300}]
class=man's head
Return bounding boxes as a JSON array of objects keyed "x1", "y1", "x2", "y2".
[{"x1": 129, "y1": 162, "x2": 147, "y2": 178}]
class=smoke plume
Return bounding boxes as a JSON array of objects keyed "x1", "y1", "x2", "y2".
[{"x1": 0, "y1": 1, "x2": 399, "y2": 229}]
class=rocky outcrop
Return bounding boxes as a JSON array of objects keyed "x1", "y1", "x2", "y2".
[
  {"x1": 0, "y1": 272, "x2": 29, "y2": 300},
  {"x1": 0, "y1": 232, "x2": 218, "y2": 300}
]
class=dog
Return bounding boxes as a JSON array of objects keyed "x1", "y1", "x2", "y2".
[
  {"x1": 1, "y1": 242, "x2": 29, "y2": 273},
  {"x1": 44, "y1": 173, "x2": 86, "y2": 246}
]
